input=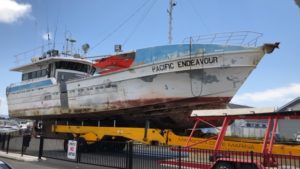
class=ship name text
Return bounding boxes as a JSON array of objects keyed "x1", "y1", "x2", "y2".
[{"x1": 152, "y1": 56, "x2": 218, "y2": 72}]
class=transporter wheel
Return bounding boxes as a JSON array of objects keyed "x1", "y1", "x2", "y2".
[
  {"x1": 78, "y1": 137, "x2": 88, "y2": 152},
  {"x1": 114, "y1": 141, "x2": 126, "y2": 151},
  {"x1": 213, "y1": 162, "x2": 235, "y2": 169},
  {"x1": 96, "y1": 137, "x2": 126, "y2": 152},
  {"x1": 241, "y1": 163, "x2": 259, "y2": 169}
]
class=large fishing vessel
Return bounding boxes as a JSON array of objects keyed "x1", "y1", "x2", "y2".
[{"x1": 6, "y1": 31, "x2": 279, "y2": 129}]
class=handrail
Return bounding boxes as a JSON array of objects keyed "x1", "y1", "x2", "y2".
[{"x1": 182, "y1": 31, "x2": 263, "y2": 47}]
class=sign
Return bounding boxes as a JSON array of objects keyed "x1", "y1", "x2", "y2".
[{"x1": 67, "y1": 140, "x2": 77, "y2": 160}]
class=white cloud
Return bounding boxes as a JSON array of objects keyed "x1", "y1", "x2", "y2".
[
  {"x1": 42, "y1": 32, "x2": 52, "y2": 41},
  {"x1": 0, "y1": 0, "x2": 32, "y2": 24},
  {"x1": 231, "y1": 83, "x2": 300, "y2": 107}
]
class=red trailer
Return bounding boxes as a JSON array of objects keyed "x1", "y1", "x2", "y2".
[{"x1": 184, "y1": 108, "x2": 300, "y2": 169}]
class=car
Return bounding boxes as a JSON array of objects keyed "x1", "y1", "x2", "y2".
[
  {"x1": 19, "y1": 121, "x2": 33, "y2": 130},
  {"x1": 296, "y1": 135, "x2": 300, "y2": 142},
  {"x1": 0, "y1": 160, "x2": 13, "y2": 169}
]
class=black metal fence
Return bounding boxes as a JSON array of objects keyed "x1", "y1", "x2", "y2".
[
  {"x1": 0, "y1": 132, "x2": 39, "y2": 157},
  {"x1": 1, "y1": 133, "x2": 300, "y2": 169},
  {"x1": 39, "y1": 137, "x2": 300, "y2": 169}
]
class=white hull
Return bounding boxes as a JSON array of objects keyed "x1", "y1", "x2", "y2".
[{"x1": 7, "y1": 47, "x2": 266, "y2": 128}]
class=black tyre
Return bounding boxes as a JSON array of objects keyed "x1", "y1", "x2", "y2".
[
  {"x1": 96, "y1": 137, "x2": 126, "y2": 152},
  {"x1": 214, "y1": 162, "x2": 234, "y2": 169},
  {"x1": 78, "y1": 137, "x2": 88, "y2": 153},
  {"x1": 114, "y1": 141, "x2": 126, "y2": 151}
]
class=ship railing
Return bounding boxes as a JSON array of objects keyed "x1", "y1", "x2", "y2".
[
  {"x1": 13, "y1": 43, "x2": 53, "y2": 66},
  {"x1": 13, "y1": 42, "x2": 84, "y2": 66},
  {"x1": 182, "y1": 31, "x2": 263, "y2": 47},
  {"x1": 8, "y1": 77, "x2": 55, "y2": 88}
]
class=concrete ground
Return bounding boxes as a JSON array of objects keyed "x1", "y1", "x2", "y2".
[{"x1": 0, "y1": 149, "x2": 112, "y2": 169}]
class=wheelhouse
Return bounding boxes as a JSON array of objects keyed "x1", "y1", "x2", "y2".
[
  {"x1": 7, "y1": 50, "x2": 95, "y2": 94},
  {"x1": 11, "y1": 51, "x2": 95, "y2": 83}
]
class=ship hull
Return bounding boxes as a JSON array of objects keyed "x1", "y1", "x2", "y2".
[
  {"x1": 8, "y1": 48, "x2": 264, "y2": 128},
  {"x1": 7, "y1": 46, "x2": 266, "y2": 129}
]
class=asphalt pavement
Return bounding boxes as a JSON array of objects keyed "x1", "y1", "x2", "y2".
[{"x1": 0, "y1": 157, "x2": 113, "y2": 169}]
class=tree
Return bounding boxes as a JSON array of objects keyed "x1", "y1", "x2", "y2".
[{"x1": 296, "y1": 0, "x2": 300, "y2": 8}]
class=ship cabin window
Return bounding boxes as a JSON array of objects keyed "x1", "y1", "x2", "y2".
[
  {"x1": 37, "y1": 70, "x2": 42, "y2": 77},
  {"x1": 55, "y1": 61, "x2": 95, "y2": 74},
  {"x1": 22, "y1": 73, "x2": 28, "y2": 81},
  {"x1": 41, "y1": 69, "x2": 47, "y2": 76},
  {"x1": 54, "y1": 61, "x2": 95, "y2": 82},
  {"x1": 32, "y1": 71, "x2": 37, "y2": 78},
  {"x1": 22, "y1": 69, "x2": 48, "y2": 81}
]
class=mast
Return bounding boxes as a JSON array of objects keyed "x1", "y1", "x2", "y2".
[{"x1": 167, "y1": 0, "x2": 176, "y2": 44}]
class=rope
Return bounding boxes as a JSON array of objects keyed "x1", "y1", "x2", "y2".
[
  {"x1": 90, "y1": 0, "x2": 151, "y2": 51},
  {"x1": 189, "y1": 42, "x2": 204, "y2": 97},
  {"x1": 122, "y1": 0, "x2": 158, "y2": 46}
]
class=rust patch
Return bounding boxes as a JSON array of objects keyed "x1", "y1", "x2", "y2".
[
  {"x1": 139, "y1": 75, "x2": 157, "y2": 82},
  {"x1": 189, "y1": 69, "x2": 219, "y2": 84}
]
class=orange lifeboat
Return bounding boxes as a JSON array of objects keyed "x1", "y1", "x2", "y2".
[{"x1": 93, "y1": 53, "x2": 134, "y2": 74}]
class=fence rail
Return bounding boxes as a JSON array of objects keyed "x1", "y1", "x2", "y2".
[{"x1": 0, "y1": 133, "x2": 300, "y2": 169}]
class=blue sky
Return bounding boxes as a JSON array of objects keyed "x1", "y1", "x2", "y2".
[{"x1": 1, "y1": 0, "x2": 300, "y2": 116}]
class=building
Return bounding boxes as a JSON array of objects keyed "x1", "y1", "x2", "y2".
[
  {"x1": 277, "y1": 97, "x2": 300, "y2": 141},
  {"x1": 227, "y1": 119, "x2": 267, "y2": 138},
  {"x1": 225, "y1": 104, "x2": 268, "y2": 138}
]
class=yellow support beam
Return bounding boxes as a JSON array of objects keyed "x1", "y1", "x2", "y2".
[
  {"x1": 52, "y1": 125, "x2": 166, "y2": 145},
  {"x1": 52, "y1": 125, "x2": 300, "y2": 156}
]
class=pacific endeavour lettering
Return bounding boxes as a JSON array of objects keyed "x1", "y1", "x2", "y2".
[
  {"x1": 178, "y1": 57, "x2": 218, "y2": 68},
  {"x1": 152, "y1": 63, "x2": 174, "y2": 72},
  {"x1": 152, "y1": 56, "x2": 218, "y2": 72}
]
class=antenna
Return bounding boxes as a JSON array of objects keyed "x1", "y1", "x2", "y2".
[
  {"x1": 52, "y1": 15, "x2": 59, "y2": 50},
  {"x1": 45, "y1": 0, "x2": 51, "y2": 50},
  {"x1": 167, "y1": 0, "x2": 176, "y2": 44},
  {"x1": 63, "y1": 31, "x2": 76, "y2": 56}
]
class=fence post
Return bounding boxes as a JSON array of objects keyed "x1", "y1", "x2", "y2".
[
  {"x1": 76, "y1": 136, "x2": 81, "y2": 163},
  {"x1": 250, "y1": 151, "x2": 254, "y2": 169},
  {"x1": 21, "y1": 135, "x2": 24, "y2": 157},
  {"x1": 1, "y1": 133, "x2": 6, "y2": 150},
  {"x1": 126, "y1": 141, "x2": 133, "y2": 169},
  {"x1": 38, "y1": 136, "x2": 44, "y2": 160},
  {"x1": 178, "y1": 146, "x2": 182, "y2": 169},
  {"x1": 6, "y1": 134, "x2": 10, "y2": 154}
]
